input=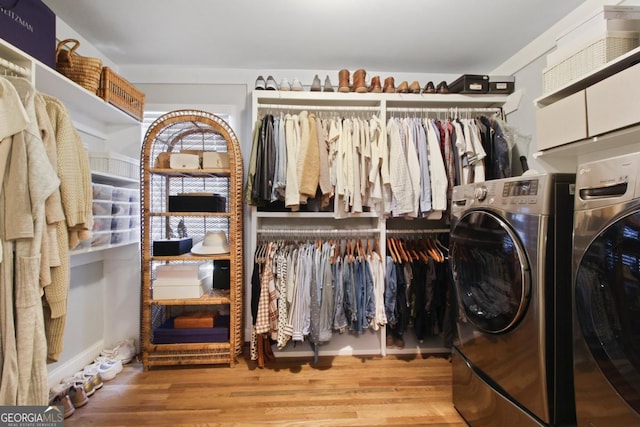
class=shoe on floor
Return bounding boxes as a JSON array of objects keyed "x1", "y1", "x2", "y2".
[
  {"x1": 61, "y1": 374, "x2": 96, "y2": 397},
  {"x1": 68, "y1": 384, "x2": 89, "y2": 408},
  {"x1": 85, "y1": 361, "x2": 117, "y2": 381},
  {"x1": 101, "y1": 338, "x2": 136, "y2": 364},
  {"x1": 95, "y1": 355, "x2": 123, "y2": 374},
  {"x1": 50, "y1": 393, "x2": 75, "y2": 418},
  {"x1": 394, "y1": 337, "x2": 405, "y2": 349}
]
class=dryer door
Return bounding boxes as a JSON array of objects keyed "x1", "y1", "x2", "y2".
[
  {"x1": 574, "y1": 209, "x2": 640, "y2": 413},
  {"x1": 450, "y1": 210, "x2": 530, "y2": 334}
]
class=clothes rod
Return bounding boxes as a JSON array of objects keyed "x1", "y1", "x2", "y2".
[
  {"x1": 386, "y1": 228, "x2": 450, "y2": 235},
  {"x1": 386, "y1": 106, "x2": 502, "y2": 113},
  {"x1": 0, "y1": 57, "x2": 31, "y2": 78},
  {"x1": 257, "y1": 227, "x2": 380, "y2": 237},
  {"x1": 258, "y1": 104, "x2": 380, "y2": 112}
]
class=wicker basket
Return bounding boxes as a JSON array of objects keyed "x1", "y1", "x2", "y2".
[
  {"x1": 543, "y1": 32, "x2": 640, "y2": 94},
  {"x1": 55, "y1": 39, "x2": 103, "y2": 94},
  {"x1": 98, "y1": 67, "x2": 145, "y2": 121}
]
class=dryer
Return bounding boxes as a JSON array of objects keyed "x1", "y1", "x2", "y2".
[
  {"x1": 572, "y1": 152, "x2": 640, "y2": 427},
  {"x1": 449, "y1": 174, "x2": 576, "y2": 427}
]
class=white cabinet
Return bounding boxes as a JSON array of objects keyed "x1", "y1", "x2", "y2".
[
  {"x1": 535, "y1": 90, "x2": 587, "y2": 151},
  {"x1": 586, "y1": 62, "x2": 640, "y2": 137}
]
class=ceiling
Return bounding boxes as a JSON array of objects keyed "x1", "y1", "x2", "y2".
[{"x1": 43, "y1": 0, "x2": 586, "y2": 75}]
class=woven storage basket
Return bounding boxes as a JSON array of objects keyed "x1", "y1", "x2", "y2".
[
  {"x1": 55, "y1": 39, "x2": 103, "y2": 94},
  {"x1": 98, "y1": 67, "x2": 145, "y2": 121},
  {"x1": 543, "y1": 32, "x2": 640, "y2": 94}
]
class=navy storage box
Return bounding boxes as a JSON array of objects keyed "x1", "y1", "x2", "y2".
[
  {"x1": 152, "y1": 315, "x2": 230, "y2": 344},
  {"x1": 152, "y1": 238, "x2": 192, "y2": 256},
  {"x1": 0, "y1": 0, "x2": 56, "y2": 68}
]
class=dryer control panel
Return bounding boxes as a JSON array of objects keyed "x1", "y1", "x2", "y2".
[{"x1": 451, "y1": 173, "x2": 574, "y2": 216}]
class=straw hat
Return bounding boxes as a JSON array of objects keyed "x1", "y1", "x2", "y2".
[{"x1": 191, "y1": 231, "x2": 229, "y2": 255}]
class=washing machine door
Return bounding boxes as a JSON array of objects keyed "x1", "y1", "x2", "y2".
[
  {"x1": 574, "y1": 209, "x2": 640, "y2": 414},
  {"x1": 450, "y1": 210, "x2": 530, "y2": 334}
]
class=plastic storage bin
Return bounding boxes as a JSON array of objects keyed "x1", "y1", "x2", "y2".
[
  {"x1": 91, "y1": 231, "x2": 111, "y2": 248},
  {"x1": 93, "y1": 216, "x2": 112, "y2": 232},
  {"x1": 111, "y1": 230, "x2": 130, "y2": 245},
  {"x1": 92, "y1": 183, "x2": 113, "y2": 201},
  {"x1": 93, "y1": 200, "x2": 113, "y2": 216},
  {"x1": 111, "y1": 216, "x2": 132, "y2": 231}
]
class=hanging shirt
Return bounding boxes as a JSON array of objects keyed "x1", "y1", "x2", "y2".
[
  {"x1": 386, "y1": 118, "x2": 413, "y2": 216},
  {"x1": 284, "y1": 114, "x2": 301, "y2": 210}
]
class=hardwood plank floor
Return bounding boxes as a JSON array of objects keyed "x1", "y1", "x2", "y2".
[{"x1": 64, "y1": 351, "x2": 467, "y2": 427}]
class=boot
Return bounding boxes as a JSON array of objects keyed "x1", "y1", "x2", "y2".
[
  {"x1": 353, "y1": 68, "x2": 367, "y2": 93},
  {"x1": 263, "y1": 336, "x2": 276, "y2": 362},
  {"x1": 383, "y1": 77, "x2": 395, "y2": 93},
  {"x1": 338, "y1": 69, "x2": 350, "y2": 93},
  {"x1": 368, "y1": 75, "x2": 382, "y2": 93},
  {"x1": 396, "y1": 81, "x2": 409, "y2": 93},
  {"x1": 256, "y1": 333, "x2": 265, "y2": 368}
]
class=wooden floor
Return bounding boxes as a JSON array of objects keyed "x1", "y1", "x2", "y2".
[{"x1": 64, "y1": 350, "x2": 467, "y2": 427}]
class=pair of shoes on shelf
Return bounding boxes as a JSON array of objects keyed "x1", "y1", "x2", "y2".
[
  {"x1": 101, "y1": 338, "x2": 136, "y2": 364},
  {"x1": 338, "y1": 69, "x2": 368, "y2": 93},
  {"x1": 310, "y1": 74, "x2": 335, "y2": 92},
  {"x1": 278, "y1": 77, "x2": 303, "y2": 91},
  {"x1": 255, "y1": 75, "x2": 278, "y2": 91}
]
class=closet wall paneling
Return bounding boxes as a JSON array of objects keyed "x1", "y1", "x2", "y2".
[
  {"x1": 249, "y1": 90, "x2": 507, "y2": 359},
  {"x1": 0, "y1": 37, "x2": 143, "y2": 386}
]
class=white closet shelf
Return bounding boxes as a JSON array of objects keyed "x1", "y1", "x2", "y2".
[
  {"x1": 254, "y1": 211, "x2": 379, "y2": 219},
  {"x1": 253, "y1": 90, "x2": 508, "y2": 109},
  {"x1": 0, "y1": 38, "x2": 138, "y2": 126}
]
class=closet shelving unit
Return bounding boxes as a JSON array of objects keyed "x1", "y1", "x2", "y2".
[
  {"x1": 140, "y1": 110, "x2": 243, "y2": 369},
  {"x1": 0, "y1": 38, "x2": 143, "y2": 381},
  {"x1": 250, "y1": 89, "x2": 508, "y2": 358}
]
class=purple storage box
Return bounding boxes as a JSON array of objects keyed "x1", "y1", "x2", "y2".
[
  {"x1": 0, "y1": 0, "x2": 56, "y2": 68},
  {"x1": 152, "y1": 315, "x2": 229, "y2": 344}
]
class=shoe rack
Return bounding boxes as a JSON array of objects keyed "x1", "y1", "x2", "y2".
[
  {"x1": 140, "y1": 110, "x2": 243, "y2": 369},
  {"x1": 249, "y1": 89, "x2": 508, "y2": 358}
]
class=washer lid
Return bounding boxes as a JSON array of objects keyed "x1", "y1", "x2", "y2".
[{"x1": 450, "y1": 209, "x2": 531, "y2": 334}]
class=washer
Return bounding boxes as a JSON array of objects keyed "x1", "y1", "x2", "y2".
[
  {"x1": 572, "y1": 152, "x2": 640, "y2": 427},
  {"x1": 449, "y1": 174, "x2": 576, "y2": 427}
]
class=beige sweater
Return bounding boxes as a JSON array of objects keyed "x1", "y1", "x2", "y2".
[{"x1": 42, "y1": 94, "x2": 93, "y2": 362}]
